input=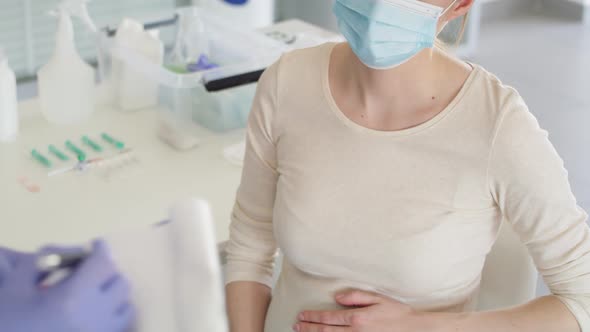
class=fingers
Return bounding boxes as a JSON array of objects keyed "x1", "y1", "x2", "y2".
[
  {"x1": 335, "y1": 289, "x2": 383, "y2": 307},
  {"x1": 101, "y1": 274, "x2": 123, "y2": 293},
  {"x1": 294, "y1": 322, "x2": 352, "y2": 332},
  {"x1": 101, "y1": 269, "x2": 135, "y2": 331},
  {"x1": 0, "y1": 248, "x2": 22, "y2": 284},
  {"x1": 11, "y1": 250, "x2": 38, "y2": 285},
  {"x1": 0, "y1": 247, "x2": 30, "y2": 267},
  {"x1": 296, "y1": 290, "x2": 383, "y2": 331},
  {"x1": 37, "y1": 244, "x2": 87, "y2": 259},
  {"x1": 0, "y1": 248, "x2": 40, "y2": 288},
  {"x1": 113, "y1": 302, "x2": 136, "y2": 332},
  {"x1": 298, "y1": 308, "x2": 362, "y2": 326},
  {"x1": 66, "y1": 240, "x2": 118, "y2": 289},
  {"x1": 102, "y1": 274, "x2": 132, "y2": 303},
  {"x1": 0, "y1": 253, "x2": 10, "y2": 286},
  {"x1": 1, "y1": 247, "x2": 34, "y2": 276},
  {"x1": 37, "y1": 244, "x2": 88, "y2": 283}
]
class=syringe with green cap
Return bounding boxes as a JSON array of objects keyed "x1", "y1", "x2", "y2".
[
  {"x1": 82, "y1": 135, "x2": 102, "y2": 152},
  {"x1": 31, "y1": 149, "x2": 52, "y2": 168},
  {"x1": 101, "y1": 133, "x2": 125, "y2": 150},
  {"x1": 49, "y1": 145, "x2": 69, "y2": 161},
  {"x1": 65, "y1": 140, "x2": 86, "y2": 161}
]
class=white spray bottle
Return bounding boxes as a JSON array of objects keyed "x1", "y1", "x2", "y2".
[{"x1": 38, "y1": 0, "x2": 96, "y2": 125}]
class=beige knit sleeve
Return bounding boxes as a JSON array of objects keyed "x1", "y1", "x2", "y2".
[
  {"x1": 488, "y1": 90, "x2": 590, "y2": 330},
  {"x1": 224, "y1": 60, "x2": 281, "y2": 288}
]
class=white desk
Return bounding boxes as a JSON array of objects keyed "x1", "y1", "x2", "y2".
[
  {"x1": 0, "y1": 99, "x2": 244, "y2": 251},
  {"x1": 0, "y1": 20, "x2": 339, "y2": 252}
]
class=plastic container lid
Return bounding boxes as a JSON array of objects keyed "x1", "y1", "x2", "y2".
[{"x1": 105, "y1": 7, "x2": 289, "y2": 90}]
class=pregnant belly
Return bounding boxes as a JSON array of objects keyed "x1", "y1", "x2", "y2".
[{"x1": 264, "y1": 259, "x2": 480, "y2": 332}]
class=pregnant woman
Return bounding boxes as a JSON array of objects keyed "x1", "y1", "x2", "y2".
[{"x1": 225, "y1": 0, "x2": 590, "y2": 331}]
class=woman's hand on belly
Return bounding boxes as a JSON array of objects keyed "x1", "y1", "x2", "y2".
[{"x1": 293, "y1": 290, "x2": 438, "y2": 332}]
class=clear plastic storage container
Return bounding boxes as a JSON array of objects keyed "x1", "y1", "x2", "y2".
[{"x1": 97, "y1": 7, "x2": 288, "y2": 138}]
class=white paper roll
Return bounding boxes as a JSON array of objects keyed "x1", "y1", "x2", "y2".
[{"x1": 106, "y1": 198, "x2": 228, "y2": 332}]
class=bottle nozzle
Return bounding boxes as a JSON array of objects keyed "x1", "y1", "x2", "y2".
[{"x1": 55, "y1": 0, "x2": 97, "y2": 33}]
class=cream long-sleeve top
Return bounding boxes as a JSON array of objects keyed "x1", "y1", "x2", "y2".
[{"x1": 224, "y1": 43, "x2": 590, "y2": 332}]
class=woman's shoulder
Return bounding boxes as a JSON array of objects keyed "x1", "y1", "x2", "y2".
[
  {"x1": 268, "y1": 42, "x2": 336, "y2": 85},
  {"x1": 278, "y1": 42, "x2": 336, "y2": 69},
  {"x1": 462, "y1": 63, "x2": 531, "y2": 126},
  {"x1": 257, "y1": 42, "x2": 332, "y2": 94},
  {"x1": 469, "y1": 64, "x2": 526, "y2": 109},
  {"x1": 252, "y1": 43, "x2": 336, "y2": 135},
  {"x1": 257, "y1": 42, "x2": 334, "y2": 114},
  {"x1": 466, "y1": 64, "x2": 546, "y2": 145}
]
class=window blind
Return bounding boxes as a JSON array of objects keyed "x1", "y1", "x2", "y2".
[{"x1": 0, "y1": 0, "x2": 179, "y2": 79}]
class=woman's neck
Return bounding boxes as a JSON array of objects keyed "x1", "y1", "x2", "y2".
[
  {"x1": 330, "y1": 42, "x2": 472, "y2": 131},
  {"x1": 343, "y1": 43, "x2": 449, "y2": 113}
]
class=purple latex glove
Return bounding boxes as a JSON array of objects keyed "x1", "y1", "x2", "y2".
[{"x1": 0, "y1": 240, "x2": 135, "y2": 332}]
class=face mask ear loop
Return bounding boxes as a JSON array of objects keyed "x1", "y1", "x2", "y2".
[
  {"x1": 440, "y1": 0, "x2": 461, "y2": 18},
  {"x1": 436, "y1": 0, "x2": 461, "y2": 37}
]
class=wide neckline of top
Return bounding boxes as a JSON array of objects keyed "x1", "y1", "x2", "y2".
[{"x1": 320, "y1": 42, "x2": 481, "y2": 137}]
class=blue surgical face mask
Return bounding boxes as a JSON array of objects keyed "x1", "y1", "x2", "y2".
[{"x1": 333, "y1": 0, "x2": 457, "y2": 70}]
